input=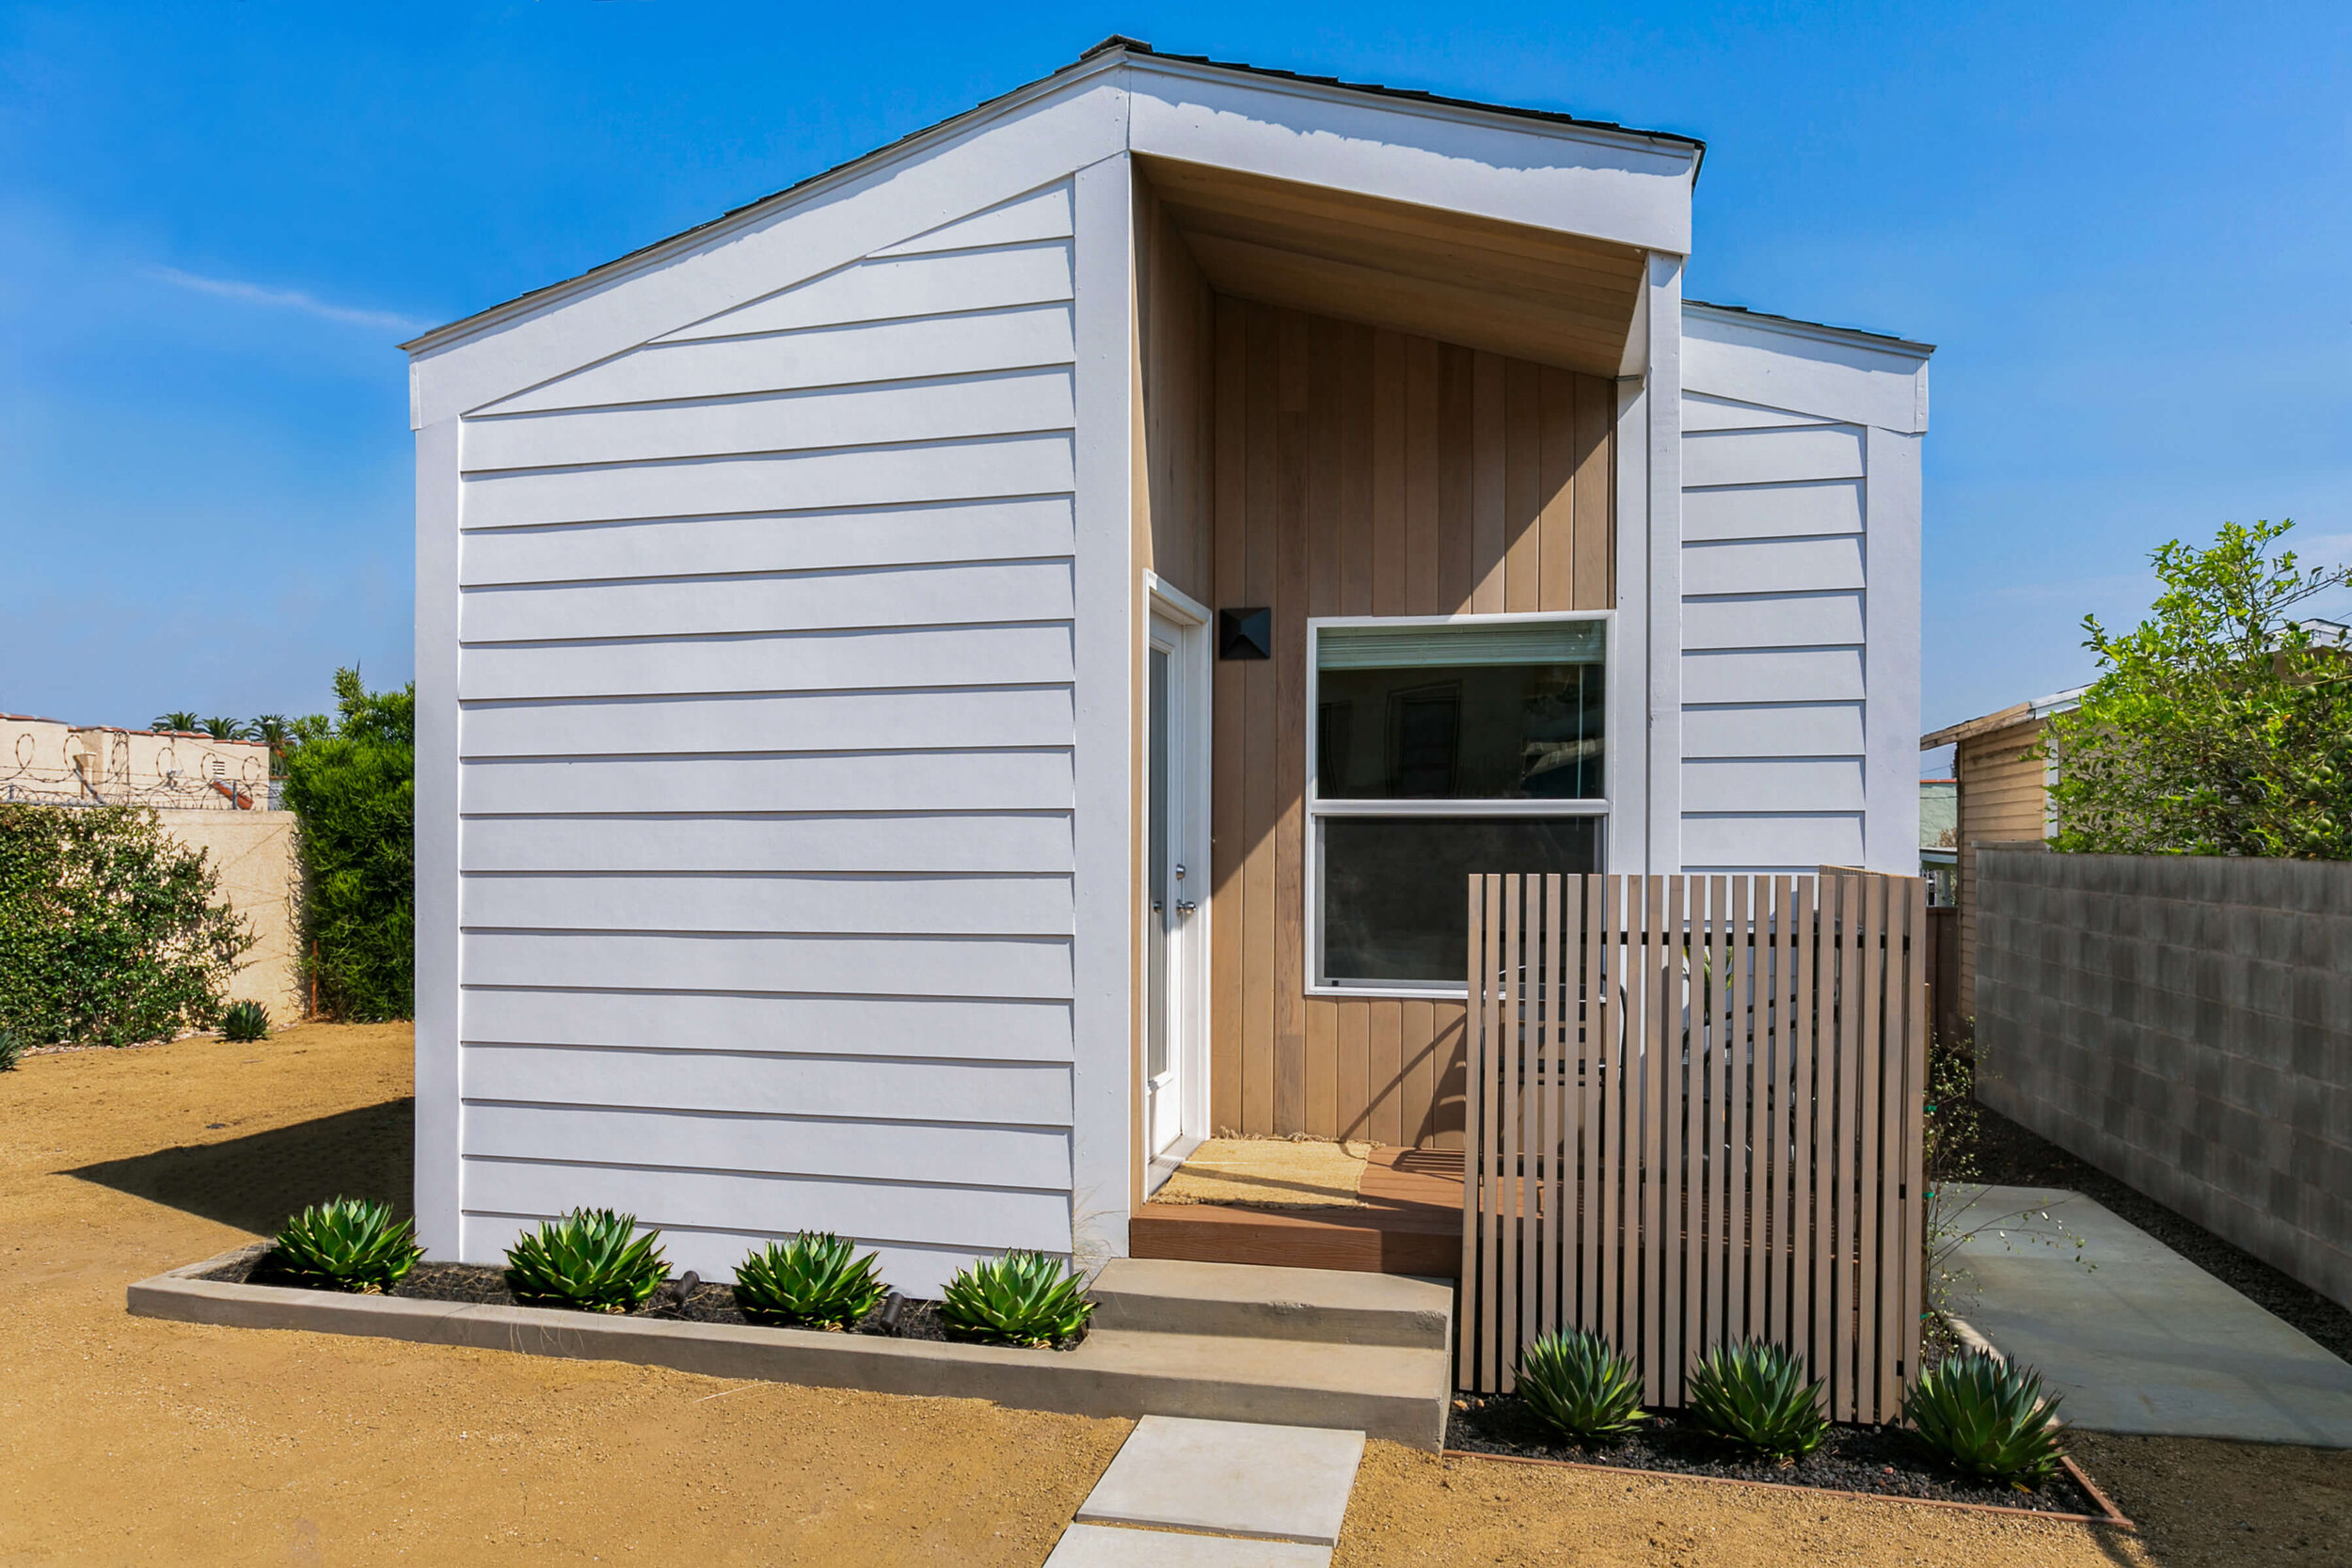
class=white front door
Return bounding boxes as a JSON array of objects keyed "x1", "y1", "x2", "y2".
[{"x1": 1144, "y1": 605, "x2": 1203, "y2": 1164}]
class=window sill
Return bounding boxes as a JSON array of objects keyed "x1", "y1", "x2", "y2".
[{"x1": 1304, "y1": 983, "x2": 1470, "y2": 1002}]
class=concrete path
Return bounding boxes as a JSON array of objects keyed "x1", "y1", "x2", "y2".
[
  {"x1": 1044, "y1": 1416, "x2": 1365, "y2": 1565},
  {"x1": 1950, "y1": 1184, "x2": 2352, "y2": 1447}
]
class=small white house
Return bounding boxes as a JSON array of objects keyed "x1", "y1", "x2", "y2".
[{"x1": 405, "y1": 40, "x2": 1931, "y2": 1293}]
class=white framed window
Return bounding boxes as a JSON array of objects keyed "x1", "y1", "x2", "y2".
[{"x1": 1307, "y1": 612, "x2": 1613, "y2": 996}]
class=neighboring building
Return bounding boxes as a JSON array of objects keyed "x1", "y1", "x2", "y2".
[
  {"x1": 1919, "y1": 687, "x2": 2083, "y2": 1025},
  {"x1": 1, "y1": 713, "x2": 275, "y2": 809},
  {"x1": 404, "y1": 40, "x2": 1933, "y2": 1290},
  {"x1": 1918, "y1": 777, "x2": 1956, "y2": 903},
  {"x1": 0, "y1": 712, "x2": 301, "y2": 1022}
]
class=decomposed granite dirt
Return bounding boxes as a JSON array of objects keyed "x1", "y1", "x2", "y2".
[{"x1": 5, "y1": 1022, "x2": 2346, "y2": 1565}]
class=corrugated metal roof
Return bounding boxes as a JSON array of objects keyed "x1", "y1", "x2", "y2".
[{"x1": 404, "y1": 38, "x2": 1705, "y2": 353}]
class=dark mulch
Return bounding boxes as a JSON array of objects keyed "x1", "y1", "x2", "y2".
[
  {"x1": 1970, "y1": 1103, "x2": 2352, "y2": 1368},
  {"x1": 1447, "y1": 1392, "x2": 2106, "y2": 1515},
  {"x1": 203, "y1": 1254, "x2": 1082, "y2": 1350}
]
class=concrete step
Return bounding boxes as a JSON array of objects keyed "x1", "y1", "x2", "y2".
[
  {"x1": 1092, "y1": 1258, "x2": 1454, "y2": 1351},
  {"x1": 1071, "y1": 1329, "x2": 1449, "y2": 1449}
]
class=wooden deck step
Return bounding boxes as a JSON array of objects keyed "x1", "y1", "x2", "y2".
[{"x1": 1129, "y1": 1148, "x2": 1466, "y2": 1279}]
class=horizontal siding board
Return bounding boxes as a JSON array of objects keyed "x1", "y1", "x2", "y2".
[
  {"x1": 460, "y1": 499, "x2": 1075, "y2": 586},
  {"x1": 1681, "y1": 703, "x2": 1866, "y2": 758},
  {"x1": 1682, "y1": 648, "x2": 1867, "y2": 705},
  {"x1": 462, "y1": 560, "x2": 1073, "y2": 643},
  {"x1": 657, "y1": 243, "x2": 1073, "y2": 342},
  {"x1": 482, "y1": 306, "x2": 1076, "y2": 415},
  {"x1": 458, "y1": 624, "x2": 1075, "y2": 701},
  {"x1": 459, "y1": 1160, "x2": 1071, "y2": 1253},
  {"x1": 1682, "y1": 479, "x2": 1864, "y2": 541},
  {"x1": 1683, "y1": 592, "x2": 1865, "y2": 649},
  {"x1": 460, "y1": 750, "x2": 1073, "y2": 815},
  {"x1": 871, "y1": 183, "x2": 1073, "y2": 257},
  {"x1": 463, "y1": 368, "x2": 1074, "y2": 472},
  {"x1": 458, "y1": 687, "x2": 1073, "y2": 759},
  {"x1": 1682, "y1": 536, "x2": 1865, "y2": 595},
  {"x1": 463, "y1": 814, "x2": 1073, "y2": 875},
  {"x1": 1682, "y1": 757, "x2": 1867, "y2": 813},
  {"x1": 460, "y1": 433, "x2": 1075, "y2": 529},
  {"x1": 1680, "y1": 813, "x2": 1866, "y2": 866},
  {"x1": 1679, "y1": 393, "x2": 1823, "y2": 431},
  {"x1": 1682, "y1": 424, "x2": 1866, "y2": 488},
  {"x1": 462, "y1": 1044, "x2": 1070, "y2": 1123},
  {"x1": 461, "y1": 988, "x2": 1073, "y2": 1061},
  {"x1": 460, "y1": 871, "x2": 1074, "y2": 938},
  {"x1": 464, "y1": 1102, "x2": 1073, "y2": 1191},
  {"x1": 462, "y1": 929, "x2": 1073, "y2": 999}
]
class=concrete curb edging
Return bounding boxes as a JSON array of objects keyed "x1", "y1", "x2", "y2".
[{"x1": 127, "y1": 1247, "x2": 1447, "y2": 1449}]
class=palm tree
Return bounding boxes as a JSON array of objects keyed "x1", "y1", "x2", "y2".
[
  {"x1": 199, "y1": 717, "x2": 246, "y2": 740},
  {"x1": 151, "y1": 710, "x2": 200, "y2": 734},
  {"x1": 248, "y1": 715, "x2": 294, "y2": 777}
]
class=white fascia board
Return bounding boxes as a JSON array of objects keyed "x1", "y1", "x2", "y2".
[
  {"x1": 1681, "y1": 303, "x2": 1931, "y2": 435},
  {"x1": 406, "y1": 70, "x2": 1130, "y2": 429},
  {"x1": 1127, "y1": 59, "x2": 1695, "y2": 255}
]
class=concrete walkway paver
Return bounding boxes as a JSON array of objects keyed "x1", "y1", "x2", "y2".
[
  {"x1": 1043, "y1": 1523, "x2": 1335, "y2": 1566},
  {"x1": 1952, "y1": 1183, "x2": 2352, "y2": 1447},
  {"x1": 1073, "y1": 1416, "x2": 1365, "y2": 1544}
]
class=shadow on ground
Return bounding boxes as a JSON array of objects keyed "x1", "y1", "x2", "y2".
[{"x1": 64, "y1": 1098, "x2": 414, "y2": 1235}]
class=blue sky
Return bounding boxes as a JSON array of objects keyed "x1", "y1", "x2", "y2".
[{"x1": 3, "y1": 3, "x2": 2345, "y2": 764}]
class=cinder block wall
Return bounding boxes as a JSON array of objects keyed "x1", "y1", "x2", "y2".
[{"x1": 1977, "y1": 849, "x2": 2352, "y2": 1311}]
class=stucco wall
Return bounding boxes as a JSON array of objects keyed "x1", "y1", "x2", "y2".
[
  {"x1": 155, "y1": 809, "x2": 303, "y2": 1023},
  {"x1": 1977, "y1": 849, "x2": 2352, "y2": 1311}
]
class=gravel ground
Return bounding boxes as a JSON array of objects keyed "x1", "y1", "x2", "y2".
[
  {"x1": 1970, "y1": 1102, "x2": 2352, "y2": 1366},
  {"x1": 1446, "y1": 1393, "x2": 2104, "y2": 1514}
]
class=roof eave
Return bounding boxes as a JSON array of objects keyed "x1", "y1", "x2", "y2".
[{"x1": 404, "y1": 40, "x2": 1706, "y2": 357}]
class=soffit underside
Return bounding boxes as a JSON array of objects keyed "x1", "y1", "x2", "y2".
[{"x1": 1137, "y1": 153, "x2": 1645, "y2": 377}]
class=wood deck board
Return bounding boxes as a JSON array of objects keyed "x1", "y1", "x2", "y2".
[{"x1": 1130, "y1": 1148, "x2": 1466, "y2": 1277}]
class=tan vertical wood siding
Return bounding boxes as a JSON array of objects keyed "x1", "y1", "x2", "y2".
[
  {"x1": 1953, "y1": 719, "x2": 2048, "y2": 1022},
  {"x1": 1203, "y1": 298, "x2": 1615, "y2": 1146}
]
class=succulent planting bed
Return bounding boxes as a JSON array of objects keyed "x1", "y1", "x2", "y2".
[
  {"x1": 1446, "y1": 1392, "x2": 2111, "y2": 1516},
  {"x1": 198, "y1": 1251, "x2": 1100, "y2": 1349}
]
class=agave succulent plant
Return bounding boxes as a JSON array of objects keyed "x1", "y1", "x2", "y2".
[
  {"x1": 1905, "y1": 1348, "x2": 2067, "y2": 1485},
  {"x1": 1518, "y1": 1329, "x2": 1647, "y2": 1442},
  {"x1": 266, "y1": 1197, "x2": 421, "y2": 1293},
  {"x1": 734, "y1": 1232, "x2": 888, "y2": 1329},
  {"x1": 503, "y1": 1209, "x2": 670, "y2": 1312},
  {"x1": 940, "y1": 1250, "x2": 1094, "y2": 1347},
  {"x1": 1685, "y1": 1339, "x2": 1828, "y2": 1460},
  {"x1": 218, "y1": 1001, "x2": 270, "y2": 1042}
]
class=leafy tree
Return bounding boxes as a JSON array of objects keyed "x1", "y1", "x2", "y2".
[
  {"x1": 151, "y1": 711, "x2": 201, "y2": 734},
  {"x1": 281, "y1": 669, "x2": 414, "y2": 1020},
  {"x1": 0, "y1": 803, "x2": 250, "y2": 1045},
  {"x1": 2044, "y1": 519, "x2": 2352, "y2": 860}
]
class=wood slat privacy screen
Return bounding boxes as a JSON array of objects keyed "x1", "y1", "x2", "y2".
[{"x1": 1459, "y1": 872, "x2": 1928, "y2": 1425}]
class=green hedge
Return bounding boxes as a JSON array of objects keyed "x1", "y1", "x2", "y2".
[
  {"x1": 283, "y1": 669, "x2": 414, "y2": 1022},
  {"x1": 0, "y1": 803, "x2": 248, "y2": 1045}
]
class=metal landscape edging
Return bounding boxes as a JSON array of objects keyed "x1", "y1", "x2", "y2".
[
  {"x1": 125, "y1": 1245, "x2": 1448, "y2": 1448},
  {"x1": 1439, "y1": 1447, "x2": 2134, "y2": 1530}
]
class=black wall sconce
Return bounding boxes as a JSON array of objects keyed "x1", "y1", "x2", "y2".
[{"x1": 1218, "y1": 608, "x2": 1271, "y2": 660}]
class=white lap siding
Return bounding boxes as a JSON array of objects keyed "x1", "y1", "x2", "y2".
[
  {"x1": 452, "y1": 183, "x2": 1082, "y2": 1294},
  {"x1": 1678, "y1": 306, "x2": 1929, "y2": 876}
]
